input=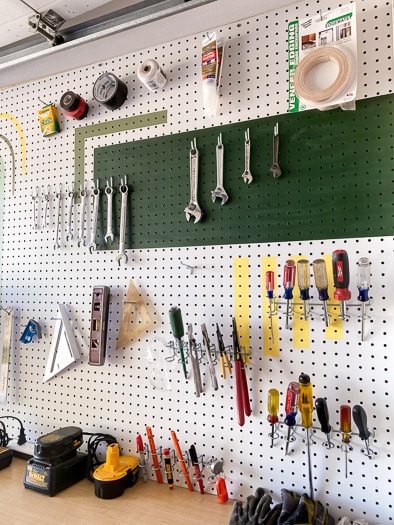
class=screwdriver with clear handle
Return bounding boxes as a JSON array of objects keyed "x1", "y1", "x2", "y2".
[
  {"x1": 265, "y1": 271, "x2": 275, "y2": 342},
  {"x1": 297, "y1": 259, "x2": 311, "y2": 320},
  {"x1": 267, "y1": 388, "x2": 279, "y2": 448},
  {"x1": 352, "y1": 404, "x2": 374, "y2": 458},
  {"x1": 312, "y1": 259, "x2": 330, "y2": 327},
  {"x1": 284, "y1": 382, "x2": 300, "y2": 455},
  {"x1": 357, "y1": 257, "x2": 371, "y2": 341},
  {"x1": 315, "y1": 397, "x2": 334, "y2": 449},
  {"x1": 283, "y1": 259, "x2": 296, "y2": 329},
  {"x1": 332, "y1": 250, "x2": 351, "y2": 320},
  {"x1": 340, "y1": 404, "x2": 352, "y2": 478},
  {"x1": 299, "y1": 373, "x2": 314, "y2": 500}
]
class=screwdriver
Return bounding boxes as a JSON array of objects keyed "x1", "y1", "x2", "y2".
[
  {"x1": 332, "y1": 250, "x2": 351, "y2": 320},
  {"x1": 312, "y1": 259, "x2": 330, "y2": 327},
  {"x1": 298, "y1": 373, "x2": 314, "y2": 499},
  {"x1": 297, "y1": 259, "x2": 311, "y2": 320},
  {"x1": 340, "y1": 404, "x2": 352, "y2": 478},
  {"x1": 352, "y1": 404, "x2": 374, "y2": 458},
  {"x1": 284, "y1": 381, "x2": 300, "y2": 455},
  {"x1": 267, "y1": 388, "x2": 279, "y2": 448},
  {"x1": 357, "y1": 257, "x2": 371, "y2": 341},
  {"x1": 315, "y1": 397, "x2": 334, "y2": 449},
  {"x1": 283, "y1": 259, "x2": 296, "y2": 329},
  {"x1": 265, "y1": 271, "x2": 275, "y2": 342},
  {"x1": 169, "y1": 306, "x2": 188, "y2": 379}
]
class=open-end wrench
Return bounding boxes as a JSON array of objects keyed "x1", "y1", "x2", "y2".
[
  {"x1": 77, "y1": 186, "x2": 87, "y2": 247},
  {"x1": 211, "y1": 133, "x2": 229, "y2": 205},
  {"x1": 104, "y1": 177, "x2": 114, "y2": 243},
  {"x1": 184, "y1": 138, "x2": 203, "y2": 223},
  {"x1": 32, "y1": 186, "x2": 39, "y2": 230},
  {"x1": 88, "y1": 180, "x2": 101, "y2": 253},
  {"x1": 270, "y1": 123, "x2": 282, "y2": 179},
  {"x1": 65, "y1": 186, "x2": 74, "y2": 241},
  {"x1": 53, "y1": 183, "x2": 62, "y2": 250},
  {"x1": 242, "y1": 128, "x2": 253, "y2": 184},
  {"x1": 43, "y1": 185, "x2": 50, "y2": 229},
  {"x1": 116, "y1": 176, "x2": 128, "y2": 266}
]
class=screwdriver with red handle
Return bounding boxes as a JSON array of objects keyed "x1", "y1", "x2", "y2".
[
  {"x1": 332, "y1": 250, "x2": 351, "y2": 320},
  {"x1": 284, "y1": 381, "x2": 300, "y2": 455},
  {"x1": 340, "y1": 404, "x2": 353, "y2": 478}
]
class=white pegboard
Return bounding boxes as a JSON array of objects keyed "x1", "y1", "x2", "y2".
[{"x1": 0, "y1": 0, "x2": 393, "y2": 523}]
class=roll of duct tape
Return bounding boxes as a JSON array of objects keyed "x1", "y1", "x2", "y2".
[
  {"x1": 137, "y1": 59, "x2": 167, "y2": 92},
  {"x1": 92, "y1": 72, "x2": 128, "y2": 110},
  {"x1": 294, "y1": 46, "x2": 353, "y2": 104}
]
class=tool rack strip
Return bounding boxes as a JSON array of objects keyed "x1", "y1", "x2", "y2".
[{"x1": 0, "y1": 0, "x2": 393, "y2": 522}]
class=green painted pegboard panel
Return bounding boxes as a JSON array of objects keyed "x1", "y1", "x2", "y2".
[{"x1": 94, "y1": 94, "x2": 393, "y2": 250}]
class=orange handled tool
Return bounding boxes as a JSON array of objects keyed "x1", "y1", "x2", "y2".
[
  {"x1": 170, "y1": 430, "x2": 193, "y2": 491},
  {"x1": 146, "y1": 426, "x2": 163, "y2": 484}
]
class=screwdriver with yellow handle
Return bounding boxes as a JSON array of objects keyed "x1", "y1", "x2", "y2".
[
  {"x1": 267, "y1": 388, "x2": 279, "y2": 448},
  {"x1": 312, "y1": 259, "x2": 330, "y2": 327},
  {"x1": 340, "y1": 404, "x2": 353, "y2": 478},
  {"x1": 298, "y1": 373, "x2": 314, "y2": 500},
  {"x1": 297, "y1": 259, "x2": 311, "y2": 320}
]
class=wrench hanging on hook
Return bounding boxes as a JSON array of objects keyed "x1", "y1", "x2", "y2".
[{"x1": 115, "y1": 175, "x2": 129, "y2": 266}]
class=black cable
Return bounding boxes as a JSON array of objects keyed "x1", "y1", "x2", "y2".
[
  {"x1": 0, "y1": 421, "x2": 9, "y2": 446},
  {"x1": 83, "y1": 432, "x2": 117, "y2": 482},
  {"x1": 0, "y1": 416, "x2": 26, "y2": 445}
]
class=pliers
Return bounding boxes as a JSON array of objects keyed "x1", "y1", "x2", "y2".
[
  {"x1": 216, "y1": 324, "x2": 232, "y2": 379},
  {"x1": 232, "y1": 318, "x2": 251, "y2": 426}
]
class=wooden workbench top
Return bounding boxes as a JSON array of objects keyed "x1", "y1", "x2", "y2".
[{"x1": 0, "y1": 458, "x2": 233, "y2": 524}]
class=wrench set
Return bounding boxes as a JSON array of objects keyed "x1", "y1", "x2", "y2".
[{"x1": 32, "y1": 178, "x2": 130, "y2": 265}]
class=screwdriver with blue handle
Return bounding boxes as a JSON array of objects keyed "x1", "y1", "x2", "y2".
[
  {"x1": 283, "y1": 259, "x2": 296, "y2": 329},
  {"x1": 299, "y1": 373, "x2": 314, "y2": 499},
  {"x1": 265, "y1": 271, "x2": 275, "y2": 342},
  {"x1": 169, "y1": 306, "x2": 188, "y2": 379},
  {"x1": 284, "y1": 382, "x2": 300, "y2": 455}
]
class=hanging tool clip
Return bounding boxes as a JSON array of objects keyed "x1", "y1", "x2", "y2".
[{"x1": 20, "y1": 320, "x2": 41, "y2": 344}]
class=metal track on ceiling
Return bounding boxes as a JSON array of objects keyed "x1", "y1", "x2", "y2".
[{"x1": 0, "y1": 0, "x2": 216, "y2": 70}]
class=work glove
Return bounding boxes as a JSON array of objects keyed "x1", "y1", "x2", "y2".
[
  {"x1": 283, "y1": 492, "x2": 315, "y2": 524},
  {"x1": 260, "y1": 503, "x2": 282, "y2": 525},
  {"x1": 229, "y1": 488, "x2": 272, "y2": 525},
  {"x1": 278, "y1": 489, "x2": 299, "y2": 524}
]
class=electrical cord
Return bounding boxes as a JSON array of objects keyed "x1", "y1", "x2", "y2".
[
  {"x1": 0, "y1": 416, "x2": 27, "y2": 446},
  {"x1": 83, "y1": 432, "x2": 118, "y2": 482},
  {"x1": 294, "y1": 45, "x2": 353, "y2": 104}
]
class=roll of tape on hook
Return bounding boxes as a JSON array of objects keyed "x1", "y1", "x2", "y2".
[
  {"x1": 294, "y1": 46, "x2": 353, "y2": 104},
  {"x1": 137, "y1": 59, "x2": 167, "y2": 92}
]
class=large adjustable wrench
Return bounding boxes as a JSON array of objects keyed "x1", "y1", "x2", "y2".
[
  {"x1": 184, "y1": 138, "x2": 203, "y2": 223},
  {"x1": 77, "y1": 186, "x2": 87, "y2": 247},
  {"x1": 88, "y1": 180, "x2": 101, "y2": 253},
  {"x1": 116, "y1": 176, "x2": 128, "y2": 266},
  {"x1": 211, "y1": 133, "x2": 229, "y2": 205},
  {"x1": 242, "y1": 128, "x2": 253, "y2": 184},
  {"x1": 270, "y1": 123, "x2": 282, "y2": 179},
  {"x1": 104, "y1": 177, "x2": 114, "y2": 243},
  {"x1": 65, "y1": 186, "x2": 74, "y2": 241}
]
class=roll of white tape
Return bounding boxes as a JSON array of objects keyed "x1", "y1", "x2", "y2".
[
  {"x1": 294, "y1": 46, "x2": 353, "y2": 104},
  {"x1": 137, "y1": 59, "x2": 167, "y2": 92}
]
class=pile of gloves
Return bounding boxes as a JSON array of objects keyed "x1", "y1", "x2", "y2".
[{"x1": 229, "y1": 488, "x2": 335, "y2": 525}]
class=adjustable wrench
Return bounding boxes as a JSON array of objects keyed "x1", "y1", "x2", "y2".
[
  {"x1": 115, "y1": 176, "x2": 128, "y2": 266},
  {"x1": 104, "y1": 177, "x2": 114, "y2": 243},
  {"x1": 270, "y1": 123, "x2": 282, "y2": 179},
  {"x1": 77, "y1": 186, "x2": 87, "y2": 247},
  {"x1": 88, "y1": 180, "x2": 101, "y2": 253},
  {"x1": 53, "y1": 184, "x2": 62, "y2": 250},
  {"x1": 211, "y1": 133, "x2": 229, "y2": 205},
  {"x1": 65, "y1": 186, "x2": 74, "y2": 241},
  {"x1": 241, "y1": 128, "x2": 253, "y2": 184},
  {"x1": 185, "y1": 138, "x2": 203, "y2": 223}
]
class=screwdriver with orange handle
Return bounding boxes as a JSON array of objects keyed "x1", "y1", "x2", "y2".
[
  {"x1": 170, "y1": 430, "x2": 193, "y2": 491},
  {"x1": 265, "y1": 271, "x2": 275, "y2": 342},
  {"x1": 284, "y1": 381, "x2": 300, "y2": 455},
  {"x1": 332, "y1": 250, "x2": 351, "y2": 320},
  {"x1": 340, "y1": 404, "x2": 352, "y2": 478},
  {"x1": 283, "y1": 259, "x2": 296, "y2": 329},
  {"x1": 299, "y1": 373, "x2": 314, "y2": 499},
  {"x1": 267, "y1": 388, "x2": 279, "y2": 448},
  {"x1": 312, "y1": 259, "x2": 330, "y2": 327}
]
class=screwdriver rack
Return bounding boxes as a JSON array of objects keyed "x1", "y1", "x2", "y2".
[{"x1": 0, "y1": 0, "x2": 393, "y2": 522}]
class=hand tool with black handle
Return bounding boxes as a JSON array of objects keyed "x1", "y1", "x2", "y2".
[
  {"x1": 315, "y1": 397, "x2": 334, "y2": 448},
  {"x1": 332, "y1": 249, "x2": 351, "y2": 320},
  {"x1": 189, "y1": 444, "x2": 204, "y2": 494},
  {"x1": 352, "y1": 404, "x2": 374, "y2": 458}
]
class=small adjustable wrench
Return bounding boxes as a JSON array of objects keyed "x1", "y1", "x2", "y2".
[
  {"x1": 88, "y1": 180, "x2": 101, "y2": 253},
  {"x1": 54, "y1": 184, "x2": 62, "y2": 250},
  {"x1": 211, "y1": 133, "x2": 229, "y2": 205},
  {"x1": 77, "y1": 186, "x2": 87, "y2": 247},
  {"x1": 185, "y1": 138, "x2": 203, "y2": 223},
  {"x1": 32, "y1": 187, "x2": 39, "y2": 230},
  {"x1": 65, "y1": 186, "x2": 74, "y2": 241},
  {"x1": 104, "y1": 177, "x2": 114, "y2": 243},
  {"x1": 242, "y1": 128, "x2": 253, "y2": 184},
  {"x1": 270, "y1": 123, "x2": 282, "y2": 179},
  {"x1": 43, "y1": 185, "x2": 50, "y2": 229},
  {"x1": 116, "y1": 176, "x2": 128, "y2": 266}
]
